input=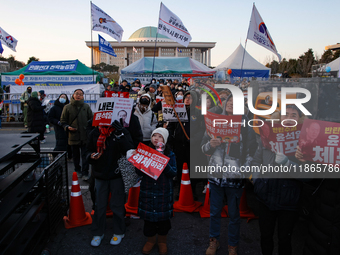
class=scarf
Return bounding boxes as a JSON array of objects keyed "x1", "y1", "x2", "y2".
[{"x1": 97, "y1": 126, "x2": 115, "y2": 154}]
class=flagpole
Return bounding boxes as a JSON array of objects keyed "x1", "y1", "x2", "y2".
[
  {"x1": 239, "y1": 3, "x2": 254, "y2": 84},
  {"x1": 90, "y1": 1, "x2": 95, "y2": 84},
  {"x1": 151, "y1": 32, "x2": 159, "y2": 80}
]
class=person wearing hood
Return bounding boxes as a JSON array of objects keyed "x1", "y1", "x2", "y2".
[
  {"x1": 167, "y1": 90, "x2": 205, "y2": 200},
  {"x1": 20, "y1": 86, "x2": 32, "y2": 128},
  {"x1": 201, "y1": 94, "x2": 257, "y2": 255},
  {"x1": 27, "y1": 91, "x2": 46, "y2": 143},
  {"x1": 134, "y1": 94, "x2": 157, "y2": 143},
  {"x1": 60, "y1": 89, "x2": 93, "y2": 180},
  {"x1": 48, "y1": 94, "x2": 70, "y2": 152}
]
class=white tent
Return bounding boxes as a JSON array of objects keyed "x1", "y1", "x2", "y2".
[
  {"x1": 326, "y1": 57, "x2": 340, "y2": 72},
  {"x1": 214, "y1": 44, "x2": 271, "y2": 81}
]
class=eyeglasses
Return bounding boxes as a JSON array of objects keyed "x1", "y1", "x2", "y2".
[{"x1": 74, "y1": 93, "x2": 84, "y2": 96}]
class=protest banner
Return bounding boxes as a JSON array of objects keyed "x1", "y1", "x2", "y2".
[
  {"x1": 162, "y1": 102, "x2": 188, "y2": 122},
  {"x1": 160, "y1": 85, "x2": 175, "y2": 105},
  {"x1": 104, "y1": 91, "x2": 129, "y2": 98},
  {"x1": 156, "y1": 96, "x2": 164, "y2": 103},
  {"x1": 204, "y1": 112, "x2": 242, "y2": 142},
  {"x1": 259, "y1": 122, "x2": 302, "y2": 156},
  {"x1": 299, "y1": 119, "x2": 340, "y2": 164},
  {"x1": 92, "y1": 98, "x2": 115, "y2": 126},
  {"x1": 128, "y1": 143, "x2": 170, "y2": 180},
  {"x1": 92, "y1": 97, "x2": 133, "y2": 127},
  {"x1": 111, "y1": 98, "x2": 134, "y2": 127},
  {"x1": 129, "y1": 91, "x2": 138, "y2": 102}
]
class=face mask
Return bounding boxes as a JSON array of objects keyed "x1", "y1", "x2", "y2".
[
  {"x1": 152, "y1": 80, "x2": 155, "y2": 84},
  {"x1": 59, "y1": 98, "x2": 66, "y2": 104},
  {"x1": 176, "y1": 95, "x2": 183, "y2": 101}
]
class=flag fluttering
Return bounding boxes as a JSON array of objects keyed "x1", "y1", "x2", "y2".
[
  {"x1": 0, "y1": 27, "x2": 18, "y2": 52},
  {"x1": 133, "y1": 46, "x2": 137, "y2": 53},
  {"x1": 0, "y1": 40, "x2": 4, "y2": 54},
  {"x1": 246, "y1": 4, "x2": 281, "y2": 61},
  {"x1": 91, "y1": 2, "x2": 124, "y2": 43},
  {"x1": 157, "y1": 2, "x2": 192, "y2": 47},
  {"x1": 98, "y1": 34, "x2": 117, "y2": 57}
]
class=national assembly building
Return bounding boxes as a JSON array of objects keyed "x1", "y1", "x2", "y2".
[{"x1": 86, "y1": 26, "x2": 216, "y2": 71}]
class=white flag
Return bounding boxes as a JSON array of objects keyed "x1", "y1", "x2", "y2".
[
  {"x1": 91, "y1": 2, "x2": 124, "y2": 43},
  {"x1": 157, "y1": 3, "x2": 192, "y2": 47},
  {"x1": 0, "y1": 27, "x2": 18, "y2": 52},
  {"x1": 246, "y1": 4, "x2": 281, "y2": 61}
]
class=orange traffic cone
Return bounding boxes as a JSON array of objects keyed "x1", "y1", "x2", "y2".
[
  {"x1": 238, "y1": 188, "x2": 258, "y2": 222},
  {"x1": 125, "y1": 181, "x2": 140, "y2": 215},
  {"x1": 64, "y1": 172, "x2": 92, "y2": 229},
  {"x1": 91, "y1": 193, "x2": 113, "y2": 217},
  {"x1": 174, "y1": 163, "x2": 202, "y2": 212},
  {"x1": 199, "y1": 182, "x2": 228, "y2": 218}
]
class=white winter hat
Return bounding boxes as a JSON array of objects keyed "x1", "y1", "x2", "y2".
[{"x1": 151, "y1": 128, "x2": 169, "y2": 144}]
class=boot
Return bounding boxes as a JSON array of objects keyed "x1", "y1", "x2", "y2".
[
  {"x1": 206, "y1": 238, "x2": 220, "y2": 255},
  {"x1": 142, "y1": 235, "x2": 157, "y2": 254},
  {"x1": 158, "y1": 235, "x2": 168, "y2": 255},
  {"x1": 228, "y1": 245, "x2": 238, "y2": 255}
]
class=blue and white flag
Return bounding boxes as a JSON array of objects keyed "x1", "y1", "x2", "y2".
[
  {"x1": 0, "y1": 27, "x2": 18, "y2": 52},
  {"x1": 91, "y1": 2, "x2": 124, "y2": 43},
  {"x1": 246, "y1": 4, "x2": 281, "y2": 61},
  {"x1": 0, "y1": 40, "x2": 3, "y2": 54},
  {"x1": 99, "y1": 34, "x2": 117, "y2": 57}
]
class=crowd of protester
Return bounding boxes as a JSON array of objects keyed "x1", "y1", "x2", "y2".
[{"x1": 18, "y1": 77, "x2": 340, "y2": 255}]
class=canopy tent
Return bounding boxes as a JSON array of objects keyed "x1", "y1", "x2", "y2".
[
  {"x1": 1, "y1": 59, "x2": 103, "y2": 86},
  {"x1": 120, "y1": 57, "x2": 215, "y2": 84},
  {"x1": 325, "y1": 57, "x2": 340, "y2": 77},
  {"x1": 213, "y1": 44, "x2": 271, "y2": 81}
]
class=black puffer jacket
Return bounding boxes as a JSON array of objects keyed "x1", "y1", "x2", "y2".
[
  {"x1": 48, "y1": 98, "x2": 69, "y2": 151},
  {"x1": 27, "y1": 96, "x2": 45, "y2": 133},
  {"x1": 87, "y1": 127, "x2": 134, "y2": 180},
  {"x1": 252, "y1": 142, "x2": 303, "y2": 211},
  {"x1": 303, "y1": 179, "x2": 340, "y2": 255}
]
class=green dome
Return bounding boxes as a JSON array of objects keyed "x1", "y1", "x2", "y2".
[{"x1": 128, "y1": 26, "x2": 171, "y2": 41}]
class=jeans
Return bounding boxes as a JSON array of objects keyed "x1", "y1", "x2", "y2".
[
  {"x1": 209, "y1": 183, "x2": 243, "y2": 246},
  {"x1": 91, "y1": 178, "x2": 126, "y2": 236},
  {"x1": 258, "y1": 202, "x2": 299, "y2": 255},
  {"x1": 71, "y1": 144, "x2": 89, "y2": 175}
]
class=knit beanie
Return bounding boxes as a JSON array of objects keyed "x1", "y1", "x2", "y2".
[
  {"x1": 151, "y1": 127, "x2": 169, "y2": 144},
  {"x1": 31, "y1": 91, "x2": 38, "y2": 98}
]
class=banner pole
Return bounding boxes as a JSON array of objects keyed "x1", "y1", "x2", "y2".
[
  {"x1": 240, "y1": 3, "x2": 254, "y2": 83},
  {"x1": 151, "y1": 32, "x2": 159, "y2": 80},
  {"x1": 90, "y1": 1, "x2": 95, "y2": 84}
]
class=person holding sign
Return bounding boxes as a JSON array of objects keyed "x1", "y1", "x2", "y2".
[
  {"x1": 87, "y1": 120, "x2": 134, "y2": 247},
  {"x1": 127, "y1": 128, "x2": 177, "y2": 255},
  {"x1": 202, "y1": 94, "x2": 257, "y2": 255},
  {"x1": 251, "y1": 105, "x2": 305, "y2": 255}
]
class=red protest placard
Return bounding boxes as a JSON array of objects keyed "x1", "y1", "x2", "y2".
[
  {"x1": 259, "y1": 122, "x2": 302, "y2": 156},
  {"x1": 128, "y1": 143, "x2": 170, "y2": 180},
  {"x1": 204, "y1": 112, "x2": 242, "y2": 143},
  {"x1": 299, "y1": 119, "x2": 340, "y2": 164},
  {"x1": 104, "y1": 91, "x2": 129, "y2": 98}
]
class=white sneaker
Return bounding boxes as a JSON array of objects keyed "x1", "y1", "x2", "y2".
[
  {"x1": 40, "y1": 139, "x2": 46, "y2": 144},
  {"x1": 110, "y1": 234, "x2": 124, "y2": 245},
  {"x1": 91, "y1": 234, "x2": 104, "y2": 247}
]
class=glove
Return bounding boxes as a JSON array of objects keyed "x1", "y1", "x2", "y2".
[
  {"x1": 42, "y1": 105, "x2": 47, "y2": 109},
  {"x1": 111, "y1": 120, "x2": 124, "y2": 137},
  {"x1": 275, "y1": 152, "x2": 289, "y2": 166}
]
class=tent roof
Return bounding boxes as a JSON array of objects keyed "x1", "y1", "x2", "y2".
[
  {"x1": 214, "y1": 44, "x2": 270, "y2": 71},
  {"x1": 121, "y1": 57, "x2": 215, "y2": 74},
  {"x1": 326, "y1": 57, "x2": 339, "y2": 71},
  {"x1": 2, "y1": 59, "x2": 103, "y2": 76}
]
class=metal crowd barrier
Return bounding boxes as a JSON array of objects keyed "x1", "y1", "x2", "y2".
[{"x1": 0, "y1": 93, "x2": 101, "y2": 123}]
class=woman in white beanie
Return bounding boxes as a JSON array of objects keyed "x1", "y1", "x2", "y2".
[{"x1": 134, "y1": 127, "x2": 177, "y2": 255}]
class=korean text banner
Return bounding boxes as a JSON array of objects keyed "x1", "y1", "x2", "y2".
[
  {"x1": 0, "y1": 27, "x2": 18, "y2": 52},
  {"x1": 128, "y1": 143, "x2": 170, "y2": 180},
  {"x1": 246, "y1": 4, "x2": 281, "y2": 62},
  {"x1": 204, "y1": 112, "x2": 242, "y2": 142},
  {"x1": 26, "y1": 60, "x2": 78, "y2": 73},
  {"x1": 98, "y1": 34, "x2": 117, "y2": 57},
  {"x1": 2, "y1": 75, "x2": 96, "y2": 86},
  {"x1": 162, "y1": 102, "x2": 188, "y2": 122},
  {"x1": 299, "y1": 119, "x2": 340, "y2": 165},
  {"x1": 260, "y1": 122, "x2": 302, "y2": 156},
  {"x1": 157, "y1": 3, "x2": 192, "y2": 47},
  {"x1": 91, "y1": 2, "x2": 124, "y2": 43},
  {"x1": 93, "y1": 98, "x2": 115, "y2": 126},
  {"x1": 103, "y1": 91, "x2": 129, "y2": 98}
]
